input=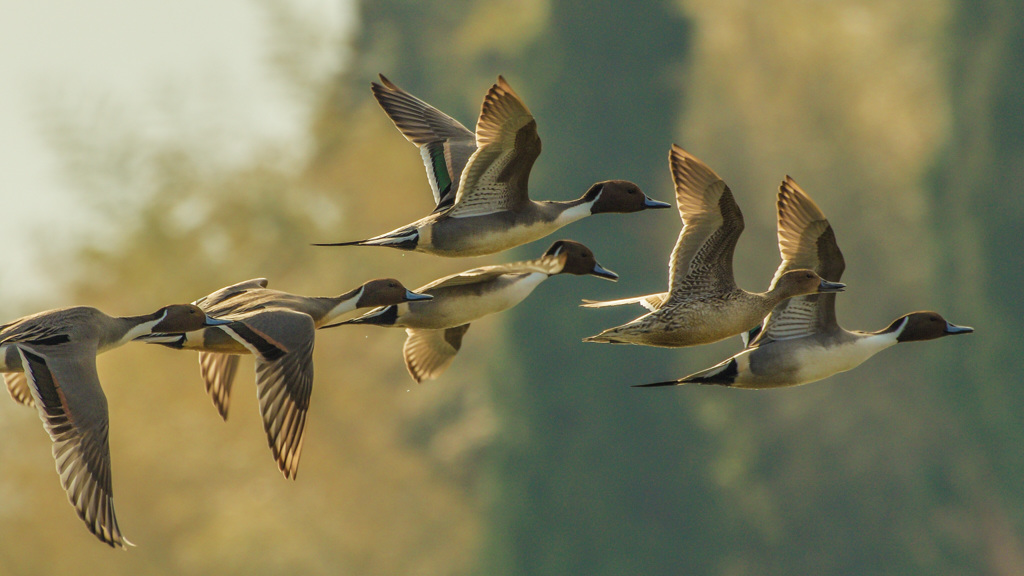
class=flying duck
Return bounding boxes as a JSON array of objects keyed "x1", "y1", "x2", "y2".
[
  {"x1": 313, "y1": 75, "x2": 670, "y2": 257},
  {"x1": 329, "y1": 240, "x2": 618, "y2": 382},
  {"x1": 1, "y1": 303, "x2": 226, "y2": 548}
]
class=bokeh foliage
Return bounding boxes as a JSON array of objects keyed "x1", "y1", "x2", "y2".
[{"x1": 2, "y1": 0, "x2": 1022, "y2": 574}]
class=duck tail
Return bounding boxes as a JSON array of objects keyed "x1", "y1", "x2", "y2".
[
  {"x1": 632, "y1": 380, "x2": 682, "y2": 388},
  {"x1": 634, "y1": 359, "x2": 740, "y2": 388},
  {"x1": 312, "y1": 228, "x2": 420, "y2": 251},
  {"x1": 680, "y1": 359, "x2": 739, "y2": 386},
  {"x1": 581, "y1": 327, "x2": 631, "y2": 344}
]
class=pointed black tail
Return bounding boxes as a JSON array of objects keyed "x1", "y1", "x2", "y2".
[
  {"x1": 311, "y1": 240, "x2": 371, "y2": 247},
  {"x1": 632, "y1": 380, "x2": 681, "y2": 388},
  {"x1": 311, "y1": 229, "x2": 419, "y2": 251}
]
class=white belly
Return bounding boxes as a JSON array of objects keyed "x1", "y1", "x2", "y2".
[{"x1": 788, "y1": 336, "x2": 896, "y2": 385}]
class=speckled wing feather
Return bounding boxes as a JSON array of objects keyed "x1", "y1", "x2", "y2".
[
  {"x1": 447, "y1": 77, "x2": 540, "y2": 218},
  {"x1": 371, "y1": 74, "x2": 477, "y2": 211},
  {"x1": 4, "y1": 371, "x2": 34, "y2": 407},
  {"x1": 18, "y1": 346, "x2": 130, "y2": 548},
  {"x1": 666, "y1": 146, "x2": 745, "y2": 298},
  {"x1": 403, "y1": 324, "x2": 471, "y2": 382},
  {"x1": 753, "y1": 177, "x2": 846, "y2": 345}
]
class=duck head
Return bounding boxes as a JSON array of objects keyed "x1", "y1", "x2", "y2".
[
  {"x1": 773, "y1": 269, "x2": 846, "y2": 297},
  {"x1": 543, "y1": 240, "x2": 619, "y2": 281},
  {"x1": 889, "y1": 311, "x2": 975, "y2": 342},
  {"x1": 584, "y1": 180, "x2": 672, "y2": 214},
  {"x1": 356, "y1": 278, "x2": 433, "y2": 308},
  {"x1": 153, "y1": 304, "x2": 230, "y2": 332}
]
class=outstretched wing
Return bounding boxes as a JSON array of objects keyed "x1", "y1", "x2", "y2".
[
  {"x1": 752, "y1": 177, "x2": 845, "y2": 345},
  {"x1": 371, "y1": 74, "x2": 477, "y2": 211},
  {"x1": 198, "y1": 352, "x2": 241, "y2": 420},
  {"x1": 224, "y1": 310, "x2": 315, "y2": 480},
  {"x1": 447, "y1": 77, "x2": 540, "y2": 218},
  {"x1": 666, "y1": 145, "x2": 745, "y2": 298},
  {"x1": 18, "y1": 346, "x2": 131, "y2": 548},
  {"x1": 402, "y1": 325, "x2": 470, "y2": 383}
]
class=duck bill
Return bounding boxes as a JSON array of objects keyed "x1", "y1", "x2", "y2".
[
  {"x1": 644, "y1": 197, "x2": 672, "y2": 209},
  {"x1": 817, "y1": 280, "x2": 846, "y2": 293},
  {"x1": 404, "y1": 290, "x2": 433, "y2": 302},
  {"x1": 204, "y1": 316, "x2": 232, "y2": 326},
  {"x1": 944, "y1": 322, "x2": 974, "y2": 335},
  {"x1": 590, "y1": 263, "x2": 619, "y2": 281}
]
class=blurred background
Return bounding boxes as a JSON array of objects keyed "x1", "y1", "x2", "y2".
[{"x1": 1, "y1": 0, "x2": 1021, "y2": 574}]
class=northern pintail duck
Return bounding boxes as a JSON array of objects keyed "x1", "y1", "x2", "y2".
[
  {"x1": 0, "y1": 304, "x2": 226, "y2": 548},
  {"x1": 638, "y1": 177, "x2": 973, "y2": 389},
  {"x1": 582, "y1": 145, "x2": 844, "y2": 347},
  {"x1": 138, "y1": 278, "x2": 431, "y2": 479},
  {"x1": 330, "y1": 240, "x2": 618, "y2": 382},
  {"x1": 312, "y1": 75, "x2": 671, "y2": 257}
]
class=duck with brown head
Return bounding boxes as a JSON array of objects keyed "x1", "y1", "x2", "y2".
[
  {"x1": 329, "y1": 240, "x2": 617, "y2": 382},
  {"x1": 312, "y1": 75, "x2": 670, "y2": 257},
  {"x1": 0, "y1": 302, "x2": 226, "y2": 549}
]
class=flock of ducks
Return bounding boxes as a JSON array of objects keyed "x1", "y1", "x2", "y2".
[{"x1": 2, "y1": 75, "x2": 973, "y2": 549}]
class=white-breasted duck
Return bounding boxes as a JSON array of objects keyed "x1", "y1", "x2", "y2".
[
  {"x1": 312, "y1": 75, "x2": 671, "y2": 257},
  {"x1": 328, "y1": 240, "x2": 618, "y2": 382},
  {"x1": 1, "y1": 303, "x2": 226, "y2": 548}
]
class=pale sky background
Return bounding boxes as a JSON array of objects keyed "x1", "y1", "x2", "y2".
[{"x1": 0, "y1": 0, "x2": 350, "y2": 309}]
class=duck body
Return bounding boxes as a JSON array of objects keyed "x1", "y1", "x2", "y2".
[
  {"x1": 676, "y1": 313, "x2": 972, "y2": 389},
  {"x1": 1, "y1": 306, "x2": 189, "y2": 366},
  {"x1": 587, "y1": 291, "x2": 792, "y2": 348},
  {"x1": 361, "y1": 196, "x2": 602, "y2": 257},
  {"x1": 690, "y1": 329, "x2": 893, "y2": 388},
  {"x1": 361, "y1": 271, "x2": 550, "y2": 330}
]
